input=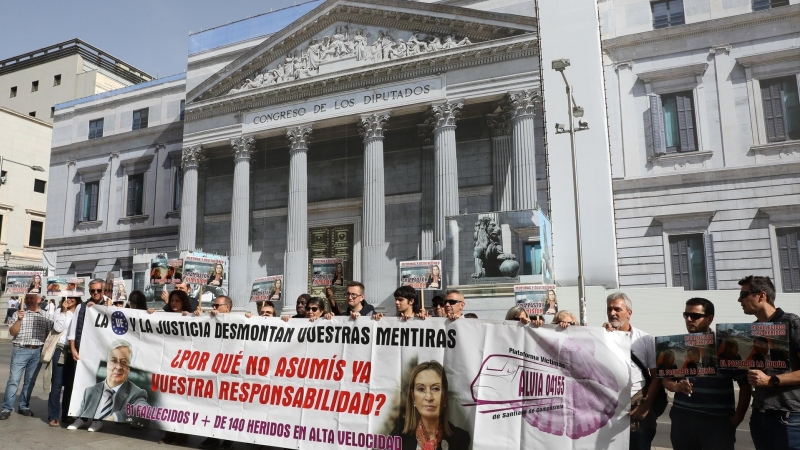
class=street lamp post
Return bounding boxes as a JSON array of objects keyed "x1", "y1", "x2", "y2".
[
  {"x1": 0, "y1": 156, "x2": 45, "y2": 187},
  {"x1": 552, "y1": 59, "x2": 590, "y2": 326}
]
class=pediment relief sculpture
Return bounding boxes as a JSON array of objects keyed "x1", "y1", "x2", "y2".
[{"x1": 229, "y1": 26, "x2": 473, "y2": 95}]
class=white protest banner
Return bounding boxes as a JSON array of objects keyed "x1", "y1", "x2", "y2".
[
  {"x1": 5, "y1": 271, "x2": 45, "y2": 295},
  {"x1": 399, "y1": 260, "x2": 443, "y2": 290},
  {"x1": 71, "y1": 307, "x2": 630, "y2": 449}
]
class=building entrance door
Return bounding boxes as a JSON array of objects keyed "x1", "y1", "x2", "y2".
[{"x1": 308, "y1": 224, "x2": 354, "y2": 312}]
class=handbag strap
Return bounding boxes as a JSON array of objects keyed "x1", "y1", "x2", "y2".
[{"x1": 631, "y1": 352, "x2": 652, "y2": 386}]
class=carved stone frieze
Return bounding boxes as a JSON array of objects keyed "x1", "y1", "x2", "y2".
[
  {"x1": 358, "y1": 113, "x2": 390, "y2": 140},
  {"x1": 231, "y1": 136, "x2": 256, "y2": 160},
  {"x1": 287, "y1": 126, "x2": 313, "y2": 152}
]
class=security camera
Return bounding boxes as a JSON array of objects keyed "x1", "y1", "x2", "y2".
[
  {"x1": 555, "y1": 123, "x2": 566, "y2": 133},
  {"x1": 551, "y1": 59, "x2": 570, "y2": 71},
  {"x1": 578, "y1": 120, "x2": 589, "y2": 130}
]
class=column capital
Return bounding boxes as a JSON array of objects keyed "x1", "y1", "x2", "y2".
[
  {"x1": 181, "y1": 145, "x2": 205, "y2": 169},
  {"x1": 487, "y1": 112, "x2": 512, "y2": 137},
  {"x1": 287, "y1": 125, "x2": 313, "y2": 152},
  {"x1": 428, "y1": 100, "x2": 463, "y2": 131},
  {"x1": 508, "y1": 90, "x2": 540, "y2": 119},
  {"x1": 417, "y1": 124, "x2": 434, "y2": 148},
  {"x1": 231, "y1": 136, "x2": 256, "y2": 161},
  {"x1": 359, "y1": 112, "x2": 390, "y2": 141}
]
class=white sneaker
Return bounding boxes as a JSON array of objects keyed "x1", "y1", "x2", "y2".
[
  {"x1": 87, "y1": 420, "x2": 104, "y2": 432},
  {"x1": 67, "y1": 418, "x2": 90, "y2": 430}
]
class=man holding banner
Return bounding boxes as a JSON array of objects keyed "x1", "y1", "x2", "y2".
[{"x1": 738, "y1": 275, "x2": 800, "y2": 450}]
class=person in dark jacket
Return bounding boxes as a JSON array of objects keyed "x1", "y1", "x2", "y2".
[{"x1": 392, "y1": 360, "x2": 471, "y2": 450}]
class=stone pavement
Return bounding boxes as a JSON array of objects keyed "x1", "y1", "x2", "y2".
[{"x1": 0, "y1": 337, "x2": 754, "y2": 450}]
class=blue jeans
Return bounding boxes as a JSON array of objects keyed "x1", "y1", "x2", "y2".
[
  {"x1": 47, "y1": 347, "x2": 64, "y2": 421},
  {"x1": 751, "y1": 409, "x2": 800, "y2": 450},
  {"x1": 2, "y1": 346, "x2": 42, "y2": 412}
]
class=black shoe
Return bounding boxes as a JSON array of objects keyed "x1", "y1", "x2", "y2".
[
  {"x1": 0, "y1": 410, "x2": 10, "y2": 420},
  {"x1": 220, "y1": 440, "x2": 233, "y2": 450},
  {"x1": 18, "y1": 408, "x2": 33, "y2": 417},
  {"x1": 199, "y1": 438, "x2": 220, "y2": 449}
]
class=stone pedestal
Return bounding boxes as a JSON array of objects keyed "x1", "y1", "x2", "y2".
[
  {"x1": 509, "y1": 90, "x2": 539, "y2": 210},
  {"x1": 430, "y1": 100, "x2": 463, "y2": 278},
  {"x1": 283, "y1": 126, "x2": 312, "y2": 314},
  {"x1": 179, "y1": 146, "x2": 203, "y2": 251},
  {"x1": 359, "y1": 113, "x2": 389, "y2": 304},
  {"x1": 229, "y1": 136, "x2": 255, "y2": 310}
]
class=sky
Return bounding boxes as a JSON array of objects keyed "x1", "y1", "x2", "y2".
[{"x1": 0, "y1": 0, "x2": 304, "y2": 78}]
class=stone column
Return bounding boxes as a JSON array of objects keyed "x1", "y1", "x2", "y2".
[
  {"x1": 359, "y1": 112, "x2": 389, "y2": 305},
  {"x1": 710, "y1": 45, "x2": 736, "y2": 165},
  {"x1": 509, "y1": 90, "x2": 539, "y2": 210},
  {"x1": 282, "y1": 125, "x2": 312, "y2": 314},
  {"x1": 488, "y1": 112, "x2": 513, "y2": 211},
  {"x1": 229, "y1": 136, "x2": 256, "y2": 310},
  {"x1": 418, "y1": 125, "x2": 434, "y2": 260},
  {"x1": 429, "y1": 100, "x2": 463, "y2": 261},
  {"x1": 179, "y1": 145, "x2": 204, "y2": 251}
]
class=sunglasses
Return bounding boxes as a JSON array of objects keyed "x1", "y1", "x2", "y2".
[
  {"x1": 90, "y1": 289, "x2": 103, "y2": 294},
  {"x1": 212, "y1": 304, "x2": 225, "y2": 309},
  {"x1": 308, "y1": 307, "x2": 320, "y2": 312},
  {"x1": 739, "y1": 290, "x2": 761, "y2": 299},
  {"x1": 444, "y1": 299, "x2": 462, "y2": 305},
  {"x1": 683, "y1": 312, "x2": 709, "y2": 321}
]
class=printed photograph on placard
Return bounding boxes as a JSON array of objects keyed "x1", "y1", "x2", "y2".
[
  {"x1": 399, "y1": 260, "x2": 443, "y2": 290},
  {"x1": 182, "y1": 253, "x2": 227, "y2": 287},
  {"x1": 655, "y1": 333, "x2": 717, "y2": 378},
  {"x1": 514, "y1": 285, "x2": 558, "y2": 317},
  {"x1": 113, "y1": 280, "x2": 129, "y2": 305},
  {"x1": 47, "y1": 276, "x2": 85, "y2": 297},
  {"x1": 717, "y1": 323, "x2": 792, "y2": 374},
  {"x1": 312, "y1": 258, "x2": 344, "y2": 286},
  {"x1": 5, "y1": 271, "x2": 45, "y2": 295},
  {"x1": 250, "y1": 275, "x2": 283, "y2": 302},
  {"x1": 150, "y1": 257, "x2": 183, "y2": 285}
]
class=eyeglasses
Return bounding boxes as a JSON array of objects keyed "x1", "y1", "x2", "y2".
[
  {"x1": 345, "y1": 292, "x2": 362, "y2": 298},
  {"x1": 308, "y1": 307, "x2": 320, "y2": 312},
  {"x1": 212, "y1": 304, "x2": 225, "y2": 309},
  {"x1": 90, "y1": 289, "x2": 103, "y2": 294},
  {"x1": 739, "y1": 290, "x2": 761, "y2": 299},
  {"x1": 683, "y1": 312, "x2": 709, "y2": 321},
  {"x1": 445, "y1": 299, "x2": 462, "y2": 305}
]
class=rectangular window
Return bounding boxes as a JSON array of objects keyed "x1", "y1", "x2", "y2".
[
  {"x1": 33, "y1": 179, "x2": 46, "y2": 193},
  {"x1": 173, "y1": 165, "x2": 183, "y2": 211},
  {"x1": 522, "y1": 242, "x2": 543, "y2": 276},
  {"x1": 777, "y1": 227, "x2": 800, "y2": 293},
  {"x1": 127, "y1": 173, "x2": 145, "y2": 216},
  {"x1": 753, "y1": 0, "x2": 789, "y2": 11},
  {"x1": 50, "y1": 107, "x2": 55, "y2": 118},
  {"x1": 661, "y1": 91, "x2": 697, "y2": 153},
  {"x1": 31, "y1": 80, "x2": 39, "y2": 92},
  {"x1": 88, "y1": 118, "x2": 104, "y2": 139},
  {"x1": 132, "y1": 108, "x2": 149, "y2": 130},
  {"x1": 28, "y1": 220, "x2": 44, "y2": 247},
  {"x1": 652, "y1": 0, "x2": 685, "y2": 29},
  {"x1": 0, "y1": 215, "x2": 4, "y2": 241},
  {"x1": 81, "y1": 181, "x2": 100, "y2": 222},
  {"x1": 9, "y1": 86, "x2": 17, "y2": 98},
  {"x1": 669, "y1": 234, "x2": 708, "y2": 290},
  {"x1": 761, "y1": 76, "x2": 800, "y2": 142},
  {"x1": 180, "y1": 100, "x2": 185, "y2": 121},
  {"x1": 53, "y1": 74, "x2": 61, "y2": 86}
]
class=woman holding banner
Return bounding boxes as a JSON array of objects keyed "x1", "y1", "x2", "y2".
[
  {"x1": 393, "y1": 361, "x2": 471, "y2": 450},
  {"x1": 27, "y1": 274, "x2": 43, "y2": 294},
  {"x1": 208, "y1": 263, "x2": 224, "y2": 286},
  {"x1": 426, "y1": 265, "x2": 442, "y2": 290}
]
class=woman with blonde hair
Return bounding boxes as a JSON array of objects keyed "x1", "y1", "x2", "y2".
[
  {"x1": 392, "y1": 361, "x2": 471, "y2": 450},
  {"x1": 551, "y1": 310, "x2": 578, "y2": 329}
]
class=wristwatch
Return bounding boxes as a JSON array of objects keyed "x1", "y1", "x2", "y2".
[{"x1": 770, "y1": 375, "x2": 781, "y2": 386}]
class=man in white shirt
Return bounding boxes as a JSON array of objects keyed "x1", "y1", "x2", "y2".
[{"x1": 605, "y1": 292, "x2": 661, "y2": 450}]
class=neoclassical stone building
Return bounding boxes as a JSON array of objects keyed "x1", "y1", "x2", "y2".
[{"x1": 181, "y1": 0, "x2": 547, "y2": 312}]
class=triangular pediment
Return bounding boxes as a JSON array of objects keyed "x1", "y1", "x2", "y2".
[{"x1": 188, "y1": 0, "x2": 537, "y2": 103}]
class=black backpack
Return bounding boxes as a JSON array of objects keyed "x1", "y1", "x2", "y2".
[{"x1": 631, "y1": 352, "x2": 668, "y2": 418}]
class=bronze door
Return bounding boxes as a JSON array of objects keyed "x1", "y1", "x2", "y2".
[{"x1": 308, "y1": 224, "x2": 354, "y2": 312}]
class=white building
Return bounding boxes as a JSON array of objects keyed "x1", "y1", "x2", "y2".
[
  {"x1": 44, "y1": 74, "x2": 186, "y2": 283},
  {"x1": 600, "y1": 1, "x2": 800, "y2": 293}
]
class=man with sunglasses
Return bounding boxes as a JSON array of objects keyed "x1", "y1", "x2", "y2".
[
  {"x1": 444, "y1": 289, "x2": 466, "y2": 320},
  {"x1": 738, "y1": 275, "x2": 800, "y2": 450},
  {"x1": 431, "y1": 295, "x2": 446, "y2": 317},
  {"x1": 661, "y1": 297, "x2": 750, "y2": 450}
]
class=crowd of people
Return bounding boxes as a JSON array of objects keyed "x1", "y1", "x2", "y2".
[{"x1": 1, "y1": 274, "x2": 798, "y2": 450}]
